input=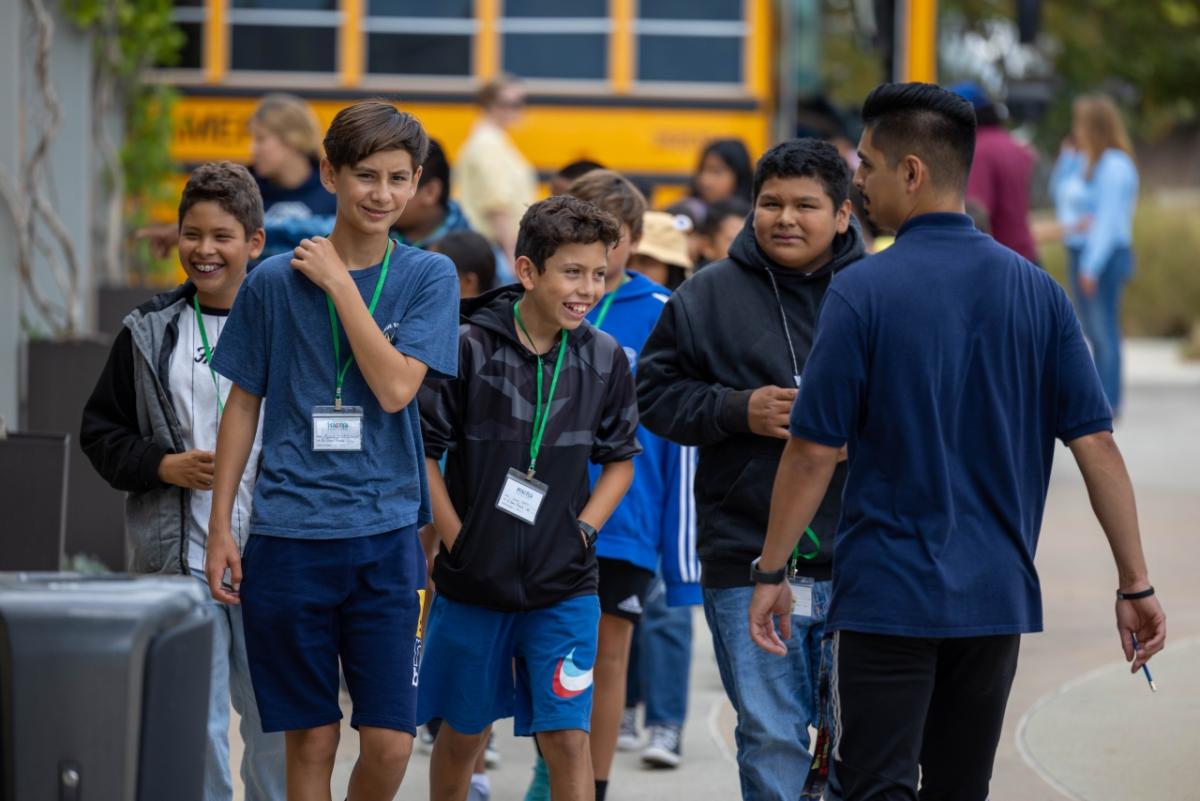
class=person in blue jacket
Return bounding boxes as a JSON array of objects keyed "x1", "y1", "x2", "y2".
[
  {"x1": 529, "y1": 169, "x2": 700, "y2": 801},
  {"x1": 1064, "y1": 94, "x2": 1139, "y2": 416}
]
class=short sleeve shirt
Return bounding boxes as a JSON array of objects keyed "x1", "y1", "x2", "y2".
[
  {"x1": 212, "y1": 243, "x2": 460, "y2": 539},
  {"x1": 790, "y1": 213, "x2": 1111, "y2": 637}
]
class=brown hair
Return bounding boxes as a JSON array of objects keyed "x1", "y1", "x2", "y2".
[
  {"x1": 1073, "y1": 94, "x2": 1133, "y2": 175},
  {"x1": 516, "y1": 195, "x2": 621, "y2": 273},
  {"x1": 323, "y1": 101, "x2": 429, "y2": 170},
  {"x1": 250, "y1": 93, "x2": 323, "y2": 160},
  {"x1": 566, "y1": 169, "x2": 647, "y2": 240},
  {"x1": 477, "y1": 73, "x2": 522, "y2": 109},
  {"x1": 178, "y1": 161, "x2": 264, "y2": 236}
]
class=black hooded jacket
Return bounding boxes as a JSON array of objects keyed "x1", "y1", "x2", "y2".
[
  {"x1": 419, "y1": 285, "x2": 642, "y2": 611},
  {"x1": 637, "y1": 217, "x2": 866, "y2": 587}
]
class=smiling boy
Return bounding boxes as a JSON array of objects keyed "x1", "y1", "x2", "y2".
[
  {"x1": 417, "y1": 195, "x2": 640, "y2": 801},
  {"x1": 638, "y1": 139, "x2": 864, "y2": 800},
  {"x1": 205, "y1": 102, "x2": 459, "y2": 801}
]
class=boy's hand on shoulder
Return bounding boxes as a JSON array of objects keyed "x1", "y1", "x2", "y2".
[
  {"x1": 158, "y1": 449, "x2": 215, "y2": 490},
  {"x1": 292, "y1": 236, "x2": 351, "y2": 293},
  {"x1": 205, "y1": 528, "x2": 243, "y2": 605},
  {"x1": 748, "y1": 385, "x2": 798, "y2": 440}
]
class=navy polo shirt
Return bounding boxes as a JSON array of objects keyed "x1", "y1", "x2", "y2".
[{"x1": 791, "y1": 213, "x2": 1111, "y2": 637}]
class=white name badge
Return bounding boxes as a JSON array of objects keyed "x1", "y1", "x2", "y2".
[
  {"x1": 312, "y1": 406, "x2": 364, "y2": 451},
  {"x1": 789, "y1": 576, "x2": 814, "y2": 619},
  {"x1": 496, "y1": 468, "x2": 549, "y2": 525}
]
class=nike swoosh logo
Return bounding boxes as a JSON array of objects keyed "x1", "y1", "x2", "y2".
[{"x1": 552, "y1": 648, "x2": 593, "y2": 698}]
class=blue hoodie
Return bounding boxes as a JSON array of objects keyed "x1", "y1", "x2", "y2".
[{"x1": 587, "y1": 271, "x2": 701, "y2": 606}]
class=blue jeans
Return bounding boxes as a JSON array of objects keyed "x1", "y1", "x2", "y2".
[
  {"x1": 703, "y1": 583, "x2": 839, "y2": 801},
  {"x1": 201, "y1": 581, "x2": 287, "y2": 801},
  {"x1": 1068, "y1": 246, "x2": 1133, "y2": 414},
  {"x1": 627, "y1": 577, "x2": 693, "y2": 727}
]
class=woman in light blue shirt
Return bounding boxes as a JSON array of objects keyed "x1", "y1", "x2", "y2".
[{"x1": 1053, "y1": 95, "x2": 1139, "y2": 415}]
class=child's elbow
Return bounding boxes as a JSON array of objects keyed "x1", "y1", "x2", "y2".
[{"x1": 379, "y1": 381, "x2": 419, "y2": 414}]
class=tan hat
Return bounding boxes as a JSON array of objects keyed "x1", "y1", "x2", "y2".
[{"x1": 635, "y1": 211, "x2": 693, "y2": 270}]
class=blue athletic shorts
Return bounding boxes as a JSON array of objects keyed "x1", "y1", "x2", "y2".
[
  {"x1": 240, "y1": 526, "x2": 426, "y2": 733},
  {"x1": 416, "y1": 594, "x2": 600, "y2": 736}
]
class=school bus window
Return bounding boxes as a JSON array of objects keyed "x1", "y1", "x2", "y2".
[
  {"x1": 364, "y1": 1, "x2": 473, "y2": 77},
  {"x1": 634, "y1": 1, "x2": 745, "y2": 85},
  {"x1": 167, "y1": 0, "x2": 205, "y2": 71},
  {"x1": 499, "y1": 5, "x2": 609, "y2": 82},
  {"x1": 368, "y1": 0, "x2": 471, "y2": 16},
  {"x1": 639, "y1": 0, "x2": 742, "y2": 21},
  {"x1": 228, "y1": 0, "x2": 339, "y2": 74},
  {"x1": 503, "y1": 0, "x2": 605, "y2": 17}
]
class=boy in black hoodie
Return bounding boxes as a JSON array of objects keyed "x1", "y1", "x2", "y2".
[
  {"x1": 638, "y1": 139, "x2": 863, "y2": 801},
  {"x1": 417, "y1": 195, "x2": 641, "y2": 801}
]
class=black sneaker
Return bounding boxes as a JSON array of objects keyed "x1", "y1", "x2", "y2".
[{"x1": 641, "y1": 724, "x2": 681, "y2": 768}]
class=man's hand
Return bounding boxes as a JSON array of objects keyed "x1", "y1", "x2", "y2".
[
  {"x1": 135, "y1": 223, "x2": 179, "y2": 259},
  {"x1": 205, "y1": 529, "x2": 242, "y2": 605},
  {"x1": 1079, "y1": 274, "x2": 1098, "y2": 297},
  {"x1": 292, "y1": 236, "x2": 352, "y2": 293},
  {"x1": 1116, "y1": 594, "x2": 1166, "y2": 672},
  {"x1": 749, "y1": 581, "x2": 794, "y2": 656},
  {"x1": 158, "y1": 450, "x2": 215, "y2": 490},
  {"x1": 747, "y1": 385, "x2": 798, "y2": 439}
]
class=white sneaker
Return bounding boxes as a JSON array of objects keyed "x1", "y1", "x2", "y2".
[
  {"x1": 484, "y1": 732, "x2": 502, "y2": 769},
  {"x1": 416, "y1": 724, "x2": 436, "y2": 755},
  {"x1": 617, "y1": 707, "x2": 641, "y2": 751},
  {"x1": 641, "y1": 725, "x2": 682, "y2": 768}
]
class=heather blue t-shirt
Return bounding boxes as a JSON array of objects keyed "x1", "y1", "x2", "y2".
[
  {"x1": 213, "y1": 242, "x2": 459, "y2": 539},
  {"x1": 790, "y1": 213, "x2": 1111, "y2": 637}
]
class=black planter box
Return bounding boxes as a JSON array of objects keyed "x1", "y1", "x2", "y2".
[
  {"x1": 23, "y1": 338, "x2": 126, "y2": 570},
  {"x1": 97, "y1": 284, "x2": 161, "y2": 339},
  {"x1": 0, "y1": 433, "x2": 69, "y2": 570}
]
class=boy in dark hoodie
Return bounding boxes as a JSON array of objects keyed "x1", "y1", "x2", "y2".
[
  {"x1": 638, "y1": 138, "x2": 864, "y2": 801},
  {"x1": 417, "y1": 195, "x2": 641, "y2": 801}
]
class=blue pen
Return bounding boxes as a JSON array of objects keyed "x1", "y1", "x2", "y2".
[{"x1": 1130, "y1": 633, "x2": 1157, "y2": 692}]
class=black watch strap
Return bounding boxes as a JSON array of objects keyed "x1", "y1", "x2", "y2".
[
  {"x1": 578, "y1": 520, "x2": 597, "y2": 548},
  {"x1": 750, "y1": 556, "x2": 786, "y2": 585},
  {"x1": 1116, "y1": 585, "x2": 1155, "y2": 601}
]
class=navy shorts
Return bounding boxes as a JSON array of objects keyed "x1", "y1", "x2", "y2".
[
  {"x1": 416, "y1": 594, "x2": 600, "y2": 736},
  {"x1": 240, "y1": 526, "x2": 426, "y2": 733}
]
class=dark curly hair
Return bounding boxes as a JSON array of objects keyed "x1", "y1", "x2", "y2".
[
  {"x1": 178, "y1": 161, "x2": 264, "y2": 236},
  {"x1": 752, "y1": 139, "x2": 852, "y2": 208},
  {"x1": 516, "y1": 195, "x2": 621, "y2": 273},
  {"x1": 861, "y1": 82, "x2": 977, "y2": 191},
  {"x1": 566, "y1": 169, "x2": 647, "y2": 240},
  {"x1": 323, "y1": 100, "x2": 429, "y2": 170}
]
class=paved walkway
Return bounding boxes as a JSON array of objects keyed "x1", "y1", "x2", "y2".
[{"x1": 231, "y1": 339, "x2": 1200, "y2": 800}]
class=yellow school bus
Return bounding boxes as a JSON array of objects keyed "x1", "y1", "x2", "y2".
[{"x1": 157, "y1": 0, "x2": 780, "y2": 204}]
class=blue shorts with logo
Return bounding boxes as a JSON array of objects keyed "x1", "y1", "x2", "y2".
[
  {"x1": 417, "y1": 593, "x2": 600, "y2": 736},
  {"x1": 240, "y1": 526, "x2": 426, "y2": 734}
]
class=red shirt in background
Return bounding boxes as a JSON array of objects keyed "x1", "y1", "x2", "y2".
[{"x1": 967, "y1": 125, "x2": 1039, "y2": 263}]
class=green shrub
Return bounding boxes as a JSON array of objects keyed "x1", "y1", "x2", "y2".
[{"x1": 1039, "y1": 194, "x2": 1200, "y2": 337}]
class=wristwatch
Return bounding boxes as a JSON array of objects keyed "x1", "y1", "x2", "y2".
[
  {"x1": 750, "y1": 556, "x2": 786, "y2": 585},
  {"x1": 577, "y1": 520, "x2": 598, "y2": 548},
  {"x1": 1116, "y1": 586, "x2": 1155, "y2": 601}
]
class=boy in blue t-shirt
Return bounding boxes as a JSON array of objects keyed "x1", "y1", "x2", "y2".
[{"x1": 207, "y1": 101, "x2": 459, "y2": 801}]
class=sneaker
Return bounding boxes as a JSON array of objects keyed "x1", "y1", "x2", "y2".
[
  {"x1": 484, "y1": 732, "x2": 502, "y2": 769},
  {"x1": 467, "y1": 774, "x2": 491, "y2": 801},
  {"x1": 617, "y1": 707, "x2": 641, "y2": 751},
  {"x1": 641, "y1": 725, "x2": 682, "y2": 768},
  {"x1": 523, "y1": 754, "x2": 550, "y2": 801},
  {"x1": 416, "y1": 724, "x2": 436, "y2": 755}
]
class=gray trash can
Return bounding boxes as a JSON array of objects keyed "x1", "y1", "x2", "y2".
[{"x1": 0, "y1": 574, "x2": 213, "y2": 801}]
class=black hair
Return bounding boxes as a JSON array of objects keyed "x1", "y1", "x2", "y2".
[
  {"x1": 693, "y1": 138, "x2": 754, "y2": 202},
  {"x1": 324, "y1": 100, "x2": 429, "y2": 170},
  {"x1": 698, "y1": 196, "x2": 750, "y2": 237},
  {"x1": 860, "y1": 82, "x2": 977, "y2": 192},
  {"x1": 516, "y1": 195, "x2": 621, "y2": 273},
  {"x1": 557, "y1": 159, "x2": 605, "y2": 183},
  {"x1": 751, "y1": 138, "x2": 852, "y2": 208},
  {"x1": 178, "y1": 161, "x2": 264, "y2": 236},
  {"x1": 429, "y1": 230, "x2": 496, "y2": 291},
  {"x1": 420, "y1": 138, "x2": 450, "y2": 209}
]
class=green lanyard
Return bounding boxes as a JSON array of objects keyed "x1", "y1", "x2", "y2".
[
  {"x1": 191, "y1": 296, "x2": 225, "y2": 416},
  {"x1": 591, "y1": 273, "x2": 631, "y2": 331},
  {"x1": 326, "y1": 238, "x2": 394, "y2": 409},
  {"x1": 788, "y1": 527, "x2": 821, "y2": 575},
  {"x1": 513, "y1": 298, "x2": 567, "y2": 478}
]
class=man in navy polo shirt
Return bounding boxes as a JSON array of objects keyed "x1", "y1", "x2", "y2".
[{"x1": 746, "y1": 83, "x2": 1166, "y2": 801}]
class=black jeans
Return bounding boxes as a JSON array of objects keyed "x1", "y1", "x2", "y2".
[{"x1": 832, "y1": 630, "x2": 1021, "y2": 801}]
